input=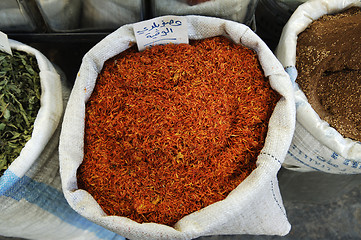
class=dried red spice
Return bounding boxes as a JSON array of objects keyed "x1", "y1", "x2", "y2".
[{"x1": 77, "y1": 36, "x2": 280, "y2": 226}]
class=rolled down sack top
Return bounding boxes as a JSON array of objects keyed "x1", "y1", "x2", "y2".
[
  {"x1": 0, "y1": 39, "x2": 63, "y2": 183},
  {"x1": 59, "y1": 15, "x2": 295, "y2": 240},
  {"x1": 276, "y1": 0, "x2": 361, "y2": 174}
]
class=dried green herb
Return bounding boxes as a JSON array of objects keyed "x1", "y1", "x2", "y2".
[{"x1": 0, "y1": 50, "x2": 41, "y2": 176}]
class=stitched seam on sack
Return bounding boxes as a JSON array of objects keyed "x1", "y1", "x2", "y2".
[
  {"x1": 259, "y1": 153, "x2": 287, "y2": 217},
  {"x1": 271, "y1": 180, "x2": 287, "y2": 217},
  {"x1": 260, "y1": 152, "x2": 282, "y2": 165}
]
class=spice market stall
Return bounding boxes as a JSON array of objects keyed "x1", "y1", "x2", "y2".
[{"x1": 1, "y1": 0, "x2": 360, "y2": 239}]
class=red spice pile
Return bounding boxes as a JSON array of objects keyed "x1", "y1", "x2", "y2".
[{"x1": 77, "y1": 36, "x2": 280, "y2": 226}]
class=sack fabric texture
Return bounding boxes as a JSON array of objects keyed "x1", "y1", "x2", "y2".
[
  {"x1": 59, "y1": 15, "x2": 296, "y2": 240},
  {"x1": 0, "y1": 40, "x2": 125, "y2": 240},
  {"x1": 276, "y1": 0, "x2": 361, "y2": 174}
]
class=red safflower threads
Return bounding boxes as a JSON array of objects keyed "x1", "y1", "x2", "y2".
[{"x1": 77, "y1": 36, "x2": 280, "y2": 226}]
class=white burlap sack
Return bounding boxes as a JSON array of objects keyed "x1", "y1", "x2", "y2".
[
  {"x1": 0, "y1": 40, "x2": 125, "y2": 240},
  {"x1": 154, "y1": 0, "x2": 257, "y2": 27},
  {"x1": 59, "y1": 15, "x2": 295, "y2": 240},
  {"x1": 276, "y1": 0, "x2": 361, "y2": 174}
]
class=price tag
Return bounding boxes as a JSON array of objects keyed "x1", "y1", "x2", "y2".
[
  {"x1": 133, "y1": 16, "x2": 188, "y2": 51},
  {"x1": 0, "y1": 32, "x2": 12, "y2": 55}
]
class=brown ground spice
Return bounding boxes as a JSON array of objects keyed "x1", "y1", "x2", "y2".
[{"x1": 296, "y1": 7, "x2": 361, "y2": 141}]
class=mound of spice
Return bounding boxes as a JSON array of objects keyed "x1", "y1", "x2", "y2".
[
  {"x1": 77, "y1": 36, "x2": 280, "y2": 226},
  {"x1": 0, "y1": 50, "x2": 41, "y2": 176},
  {"x1": 296, "y1": 7, "x2": 361, "y2": 141}
]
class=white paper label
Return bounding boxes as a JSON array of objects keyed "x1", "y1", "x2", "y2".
[
  {"x1": 0, "y1": 32, "x2": 12, "y2": 55},
  {"x1": 133, "y1": 16, "x2": 188, "y2": 51}
]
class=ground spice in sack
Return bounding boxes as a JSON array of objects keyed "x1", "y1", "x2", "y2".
[
  {"x1": 0, "y1": 50, "x2": 41, "y2": 175},
  {"x1": 77, "y1": 36, "x2": 280, "y2": 226},
  {"x1": 296, "y1": 7, "x2": 361, "y2": 141}
]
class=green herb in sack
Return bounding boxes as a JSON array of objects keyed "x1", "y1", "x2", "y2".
[{"x1": 0, "y1": 50, "x2": 41, "y2": 176}]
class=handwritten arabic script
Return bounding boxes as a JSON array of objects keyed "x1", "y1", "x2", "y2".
[{"x1": 133, "y1": 16, "x2": 188, "y2": 51}]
